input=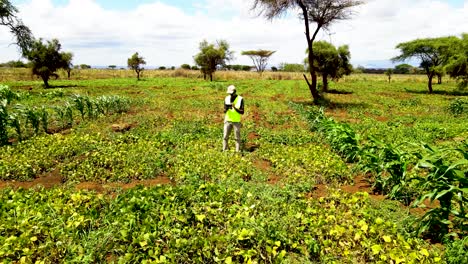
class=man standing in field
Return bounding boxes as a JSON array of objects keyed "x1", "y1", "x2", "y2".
[{"x1": 223, "y1": 85, "x2": 244, "y2": 152}]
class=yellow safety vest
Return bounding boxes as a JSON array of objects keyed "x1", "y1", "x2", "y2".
[{"x1": 225, "y1": 95, "x2": 243, "y2": 122}]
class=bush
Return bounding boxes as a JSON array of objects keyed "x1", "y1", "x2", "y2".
[
  {"x1": 448, "y1": 98, "x2": 468, "y2": 115},
  {"x1": 181, "y1": 64, "x2": 191, "y2": 70}
]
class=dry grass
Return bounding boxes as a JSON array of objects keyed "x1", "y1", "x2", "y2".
[{"x1": 0, "y1": 67, "x2": 454, "y2": 84}]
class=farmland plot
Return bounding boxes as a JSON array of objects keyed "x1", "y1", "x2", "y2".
[{"x1": 0, "y1": 75, "x2": 466, "y2": 263}]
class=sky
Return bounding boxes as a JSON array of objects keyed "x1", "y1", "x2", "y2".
[{"x1": 1, "y1": 0, "x2": 467, "y2": 68}]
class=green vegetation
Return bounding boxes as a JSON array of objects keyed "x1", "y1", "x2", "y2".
[
  {"x1": 26, "y1": 38, "x2": 74, "y2": 88},
  {"x1": 241, "y1": 50, "x2": 276, "y2": 74},
  {"x1": 194, "y1": 40, "x2": 233, "y2": 81},
  {"x1": 127, "y1": 52, "x2": 146, "y2": 81},
  {"x1": 0, "y1": 73, "x2": 467, "y2": 262}
]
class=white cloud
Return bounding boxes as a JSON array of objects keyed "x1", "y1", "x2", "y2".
[{"x1": 0, "y1": 0, "x2": 467, "y2": 68}]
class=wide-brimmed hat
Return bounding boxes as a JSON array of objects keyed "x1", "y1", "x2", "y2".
[{"x1": 226, "y1": 85, "x2": 236, "y2": 94}]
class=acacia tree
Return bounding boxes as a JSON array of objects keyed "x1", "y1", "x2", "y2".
[
  {"x1": 305, "y1": 41, "x2": 352, "y2": 92},
  {"x1": 26, "y1": 38, "x2": 71, "y2": 88},
  {"x1": 385, "y1": 68, "x2": 393, "y2": 83},
  {"x1": 194, "y1": 40, "x2": 233, "y2": 81},
  {"x1": 127, "y1": 52, "x2": 146, "y2": 80},
  {"x1": 241, "y1": 50, "x2": 276, "y2": 74},
  {"x1": 253, "y1": 0, "x2": 364, "y2": 103},
  {"x1": 61, "y1": 52, "x2": 73, "y2": 79},
  {"x1": 392, "y1": 37, "x2": 458, "y2": 93},
  {"x1": 446, "y1": 33, "x2": 468, "y2": 89},
  {"x1": 0, "y1": 0, "x2": 34, "y2": 56}
]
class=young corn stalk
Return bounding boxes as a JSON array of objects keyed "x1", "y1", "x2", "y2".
[
  {"x1": 40, "y1": 107, "x2": 49, "y2": 133},
  {"x1": 414, "y1": 143, "x2": 468, "y2": 241},
  {"x1": 64, "y1": 102, "x2": 73, "y2": 128},
  {"x1": 25, "y1": 107, "x2": 41, "y2": 134},
  {"x1": 54, "y1": 106, "x2": 66, "y2": 129},
  {"x1": 8, "y1": 112, "x2": 23, "y2": 142},
  {"x1": 0, "y1": 100, "x2": 9, "y2": 145},
  {"x1": 72, "y1": 95, "x2": 86, "y2": 120}
]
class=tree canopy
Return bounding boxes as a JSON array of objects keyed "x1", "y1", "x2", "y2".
[
  {"x1": 194, "y1": 40, "x2": 233, "y2": 81},
  {"x1": 0, "y1": 0, "x2": 34, "y2": 56},
  {"x1": 127, "y1": 52, "x2": 146, "y2": 81},
  {"x1": 252, "y1": 0, "x2": 364, "y2": 103},
  {"x1": 445, "y1": 33, "x2": 468, "y2": 89},
  {"x1": 305, "y1": 41, "x2": 352, "y2": 91},
  {"x1": 241, "y1": 50, "x2": 276, "y2": 73},
  {"x1": 26, "y1": 38, "x2": 72, "y2": 88},
  {"x1": 393, "y1": 36, "x2": 459, "y2": 93}
]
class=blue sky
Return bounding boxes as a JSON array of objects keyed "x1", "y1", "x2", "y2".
[{"x1": 2, "y1": 0, "x2": 468, "y2": 68}]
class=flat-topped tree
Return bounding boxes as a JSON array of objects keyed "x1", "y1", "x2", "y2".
[
  {"x1": 241, "y1": 50, "x2": 276, "y2": 74},
  {"x1": 252, "y1": 0, "x2": 364, "y2": 103},
  {"x1": 446, "y1": 33, "x2": 468, "y2": 89},
  {"x1": 393, "y1": 37, "x2": 459, "y2": 93},
  {"x1": 127, "y1": 52, "x2": 146, "y2": 81},
  {"x1": 0, "y1": 0, "x2": 34, "y2": 55}
]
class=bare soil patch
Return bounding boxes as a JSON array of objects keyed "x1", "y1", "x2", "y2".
[{"x1": 0, "y1": 169, "x2": 63, "y2": 189}]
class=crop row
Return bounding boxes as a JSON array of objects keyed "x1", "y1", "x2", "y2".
[
  {"x1": 291, "y1": 103, "x2": 467, "y2": 242},
  {"x1": 0, "y1": 85, "x2": 131, "y2": 145},
  {"x1": 0, "y1": 184, "x2": 444, "y2": 263}
]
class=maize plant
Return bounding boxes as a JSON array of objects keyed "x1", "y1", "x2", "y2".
[
  {"x1": 84, "y1": 96, "x2": 95, "y2": 119},
  {"x1": 40, "y1": 107, "x2": 49, "y2": 133},
  {"x1": 414, "y1": 143, "x2": 468, "y2": 241},
  {"x1": 72, "y1": 94, "x2": 87, "y2": 120},
  {"x1": 25, "y1": 107, "x2": 41, "y2": 134},
  {"x1": 54, "y1": 106, "x2": 66, "y2": 129},
  {"x1": 0, "y1": 85, "x2": 19, "y2": 105},
  {"x1": 0, "y1": 99, "x2": 8, "y2": 145},
  {"x1": 64, "y1": 102, "x2": 73, "y2": 128},
  {"x1": 8, "y1": 112, "x2": 23, "y2": 142}
]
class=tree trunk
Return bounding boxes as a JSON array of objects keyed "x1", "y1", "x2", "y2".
[
  {"x1": 210, "y1": 73, "x2": 213, "y2": 82},
  {"x1": 42, "y1": 75, "x2": 50, "y2": 88},
  {"x1": 137, "y1": 70, "x2": 140, "y2": 81},
  {"x1": 437, "y1": 75, "x2": 442, "y2": 84},
  {"x1": 298, "y1": 1, "x2": 322, "y2": 103},
  {"x1": 428, "y1": 74, "x2": 434, "y2": 94},
  {"x1": 388, "y1": 75, "x2": 391, "y2": 83},
  {"x1": 67, "y1": 69, "x2": 71, "y2": 79},
  {"x1": 322, "y1": 74, "x2": 329, "y2": 92}
]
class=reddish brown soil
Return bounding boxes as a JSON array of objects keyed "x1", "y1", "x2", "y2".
[
  {"x1": 247, "y1": 132, "x2": 260, "y2": 141},
  {"x1": 0, "y1": 170, "x2": 172, "y2": 193},
  {"x1": 310, "y1": 175, "x2": 385, "y2": 201},
  {"x1": 0, "y1": 169, "x2": 63, "y2": 189}
]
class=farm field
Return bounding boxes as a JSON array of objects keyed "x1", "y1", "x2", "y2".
[{"x1": 0, "y1": 72, "x2": 467, "y2": 263}]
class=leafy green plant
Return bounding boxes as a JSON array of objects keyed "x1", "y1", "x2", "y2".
[
  {"x1": 0, "y1": 99, "x2": 9, "y2": 145},
  {"x1": 40, "y1": 106, "x2": 48, "y2": 133},
  {"x1": 53, "y1": 106, "x2": 66, "y2": 129},
  {"x1": 448, "y1": 98, "x2": 468, "y2": 115},
  {"x1": 72, "y1": 94, "x2": 87, "y2": 120},
  {"x1": 8, "y1": 112, "x2": 23, "y2": 142},
  {"x1": 24, "y1": 107, "x2": 41, "y2": 134},
  {"x1": 0, "y1": 85, "x2": 20, "y2": 104},
  {"x1": 413, "y1": 143, "x2": 468, "y2": 241},
  {"x1": 64, "y1": 102, "x2": 74, "y2": 128}
]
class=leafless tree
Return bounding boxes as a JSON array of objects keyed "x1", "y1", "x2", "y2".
[{"x1": 252, "y1": 0, "x2": 364, "y2": 103}]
